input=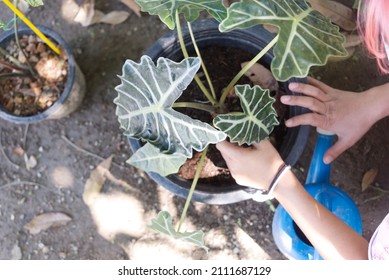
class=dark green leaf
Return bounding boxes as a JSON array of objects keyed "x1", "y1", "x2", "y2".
[
  {"x1": 25, "y1": 0, "x2": 44, "y2": 7},
  {"x1": 214, "y1": 85, "x2": 278, "y2": 145},
  {"x1": 219, "y1": 0, "x2": 347, "y2": 81},
  {"x1": 114, "y1": 55, "x2": 226, "y2": 159},
  {"x1": 149, "y1": 211, "x2": 209, "y2": 251},
  {"x1": 127, "y1": 143, "x2": 187, "y2": 176},
  {"x1": 135, "y1": 0, "x2": 227, "y2": 29}
]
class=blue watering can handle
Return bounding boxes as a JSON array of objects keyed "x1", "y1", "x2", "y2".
[{"x1": 305, "y1": 129, "x2": 335, "y2": 185}]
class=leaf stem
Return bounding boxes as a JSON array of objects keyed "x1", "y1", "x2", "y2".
[
  {"x1": 173, "y1": 102, "x2": 215, "y2": 113},
  {"x1": 0, "y1": 47, "x2": 29, "y2": 69},
  {"x1": 219, "y1": 34, "x2": 279, "y2": 106},
  {"x1": 0, "y1": 59, "x2": 28, "y2": 72},
  {"x1": 187, "y1": 22, "x2": 216, "y2": 100},
  {"x1": 175, "y1": 11, "x2": 217, "y2": 106},
  {"x1": 13, "y1": 1, "x2": 38, "y2": 79},
  {"x1": 177, "y1": 145, "x2": 209, "y2": 233},
  {"x1": 0, "y1": 72, "x2": 30, "y2": 79}
]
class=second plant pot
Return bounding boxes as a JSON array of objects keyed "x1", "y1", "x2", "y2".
[
  {"x1": 128, "y1": 19, "x2": 310, "y2": 205},
  {"x1": 0, "y1": 25, "x2": 86, "y2": 124}
]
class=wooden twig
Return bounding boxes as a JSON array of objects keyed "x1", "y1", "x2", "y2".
[
  {"x1": 61, "y1": 134, "x2": 124, "y2": 169},
  {"x1": 371, "y1": 186, "x2": 389, "y2": 194},
  {"x1": 0, "y1": 180, "x2": 47, "y2": 190},
  {"x1": 22, "y1": 123, "x2": 29, "y2": 150},
  {"x1": 0, "y1": 128, "x2": 20, "y2": 170}
]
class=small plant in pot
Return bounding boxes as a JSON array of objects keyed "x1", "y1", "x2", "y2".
[
  {"x1": 0, "y1": 0, "x2": 85, "y2": 123},
  {"x1": 114, "y1": 0, "x2": 347, "y2": 250}
]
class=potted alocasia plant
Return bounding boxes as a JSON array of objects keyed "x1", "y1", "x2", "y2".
[{"x1": 113, "y1": 0, "x2": 347, "y2": 250}]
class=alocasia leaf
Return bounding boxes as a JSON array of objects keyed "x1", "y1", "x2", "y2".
[
  {"x1": 214, "y1": 85, "x2": 279, "y2": 145},
  {"x1": 114, "y1": 55, "x2": 226, "y2": 159},
  {"x1": 149, "y1": 211, "x2": 209, "y2": 252},
  {"x1": 219, "y1": 0, "x2": 348, "y2": 81},
  {"x1": 25, "y1": 0, "x2": 44, "y2": 7},
  {"x1": 127, "y1": 143, "x2": 187, "y2": 176},
  {"x1": 135, "y1": 0, "x2": 227, "y2": 29}
]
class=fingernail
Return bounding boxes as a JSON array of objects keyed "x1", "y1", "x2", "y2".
[
  {"x1": 289, "y1": 83, "x2": 298, "y2": 90},
  {"x1": 285, "y1": 119, "x2": 293, "y2": 126},
  {"x1": 323, "y1": 155, "x2": 333, "y2": 164},
  {"x1": 281, "y1": 95, "x2": 290, "y2": 103}
]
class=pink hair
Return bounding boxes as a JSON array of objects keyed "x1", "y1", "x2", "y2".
[{"x1": 358, "y1": 0, "x2": 389, "y2": 74}]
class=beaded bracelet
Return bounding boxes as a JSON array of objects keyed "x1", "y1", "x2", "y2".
[{"x1": 262, "y1": 163, "x2": 291, "y2": 196}]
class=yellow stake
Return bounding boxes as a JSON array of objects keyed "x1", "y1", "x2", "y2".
[{"x1": 3, "y1": 0, "x2": 61, "y2": 55}]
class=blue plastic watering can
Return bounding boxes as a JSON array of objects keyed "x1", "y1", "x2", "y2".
[{"x1": 271, "y1": 129, "x2": 363, "y2": 260}]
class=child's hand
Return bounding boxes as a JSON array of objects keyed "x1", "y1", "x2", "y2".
[
  {"x1": 216, "y1": 140, "x2": 284, "y2": 191},
  {"x1": 283, "y1": 77, "x2": 378, "y2": 164}
]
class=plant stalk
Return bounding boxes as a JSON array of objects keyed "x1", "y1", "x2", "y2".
[
  {"x1": 13, "y1": 0, "x2": 38, "y2": 79},
  {"x1": 173, "y1": 102, "x2": 215, "y2": 113},
  {"x1": 4, "y1": 0, "x2": 60, "y2": 54},
  {"x1": 0, "y1": 59, "x2": 28, "y2": 72},
  {"x1": 0, "y1": 46, "x2": 29, "y2": 69},
  {"x1": 175, "y1": 11, "x2": 217, "y2": 106},
  {"x1": 187, "y1": 22, "x2": 216, "y2": 100},
  {"x1": 219, "y1": 34, "x2": 280, "y2": 106},
  {"x1": 0, "y1": 72, "x2": 30, "y2": 79},
  {"x1": 177, "y1": 145, "x2": 209, "y2": 233}
]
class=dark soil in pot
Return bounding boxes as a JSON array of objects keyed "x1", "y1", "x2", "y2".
[{"x1": 173, "y1": 45, "x2": 289, "y2": 186}]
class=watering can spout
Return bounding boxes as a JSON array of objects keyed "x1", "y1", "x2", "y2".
[{"x1": 305, "y1": 128, "x2": 335, "y2": 185}]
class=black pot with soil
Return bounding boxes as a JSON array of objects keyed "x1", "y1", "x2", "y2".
[
  {"x1": 0, "y1": 25, "x2": 85, "y2": 123},
  {"x1": 128, "y1": 19, "x2": 310, "y2": 205}
]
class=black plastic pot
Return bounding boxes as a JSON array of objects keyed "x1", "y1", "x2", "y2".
[
  {"x1": 129, "y1": 19, "x2": 310, "y2": 205},
  {"x1": 0, "y1": 25, "x2": 85, "y2": 123}
]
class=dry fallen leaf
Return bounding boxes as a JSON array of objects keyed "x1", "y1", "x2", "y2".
[
  {"x1": 91, "y1": 10, "x2": 105, "y2": 25},
  {"x1": 83, "y1": 155, "x2": 113, "y2": 205},
  {"x1": 361, "y1": 168, "x2": 378, "y2": 192},
  {"x1": 24, "y1": 154, "x2": 37, "y2": 170},
  {"x1": 120, "y1": 0, "x2": 142, "y2": 17},
  {"x1": 61, "y1": 0, "x2": 81, "y2": 22},
  {"x1": 308, "y1": 0, "x2": 356, "y2": 31},
  {"x1": 18, "y1": 0, "x2": 30, "y2": 14},
  {"x1": 178, "y1": 153, "x2": 229, "y2": 179},
  {"x1": 241, "y1": 62, "x2": 278, "y2": 92},
  {"x1": 24, "y1": 212, "x2": 72, "y2": 235},
  {"x1": 74, "y1": 0, "x2": 130, "y2": 27},
  {"x1": 99, "y1": 11, "x2": 130, "y2": 25},
  {"x1": 74, "y1": 0, "x2": 96, "y2": 27}
]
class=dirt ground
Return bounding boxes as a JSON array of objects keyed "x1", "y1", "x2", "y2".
[{"x1": 0, "y1": 1, "x2": 388, "y2": 260}]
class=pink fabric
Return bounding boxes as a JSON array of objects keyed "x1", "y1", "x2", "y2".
[{"x1": 368, "y1": 213, "x2": 389, "y2": 260}]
